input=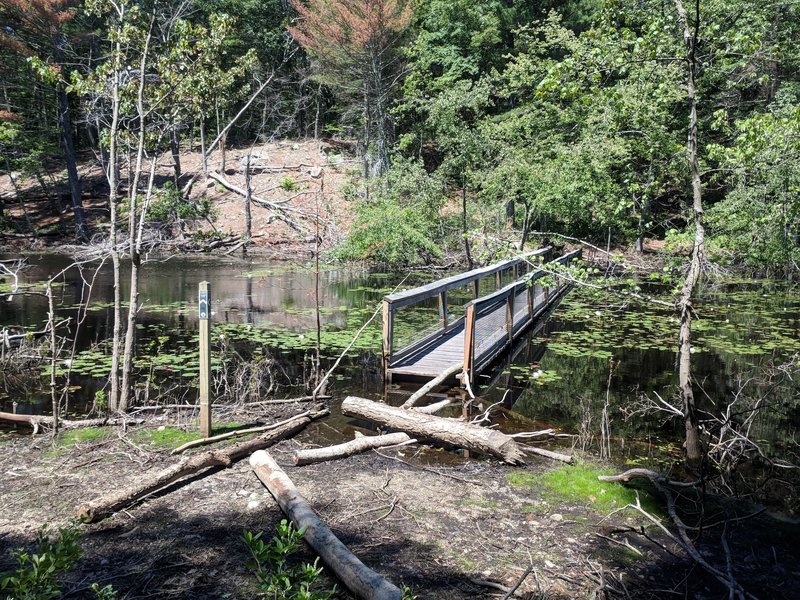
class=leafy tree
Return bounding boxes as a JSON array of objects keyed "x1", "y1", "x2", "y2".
[
  {"x1": 0, "y1": 0, "x2": 88, "y2": 239},
  {"x1": 336, "y1": 157, "x2": 444, "y2": 266},
  {"x1": 289, "y1": 0, "x2": 413, "y2": 176}
]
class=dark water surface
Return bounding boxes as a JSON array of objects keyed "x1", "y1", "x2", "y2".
[{"x1": 2, "y1": 253, "x2": 798, "y2": 487}]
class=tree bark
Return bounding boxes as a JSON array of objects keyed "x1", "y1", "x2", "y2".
[
  {"x1": 400, "y1": 362, "x2": 462, "y2": 409},
  {"x1": 0, "y1": 412, "x2": 143, "y2": 429},
  {"x1": 250, "y1": 450, "x2": 402, "y2": 600},
  {"x1": 170, "y1": 126, "x2": 182, "y2": 183},
  {"x1": 107, "y1": 23, "x2": 124, "y2": 413},
  {"x1": 76, "y1": 406, "x2": 329, "y2": 523},
  {"x1": 462, "y1": 183, "x2": 474, "y2": 270},
  {"x1": 293, "y1": 432, "x2": 412, "y2": 466},
  {"x1": 342, "y1": 396, "x2": 525, "y2": 465},
  {"x1": 675, "y1": 0, "x2": 704, "y2": 466},
  {"x1": 54, "y1": 31, "x2": 88, "y2": 242}
]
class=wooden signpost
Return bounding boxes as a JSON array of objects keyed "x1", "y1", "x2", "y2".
[{"x1": 198, "y1": 281, "x2": 212, "y2": 438}]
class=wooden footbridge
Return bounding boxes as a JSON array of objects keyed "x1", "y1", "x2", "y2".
[{"x1": 382, "y1": 247, "x2": 581, "y2": 386}]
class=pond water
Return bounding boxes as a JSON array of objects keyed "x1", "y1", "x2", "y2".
[{"x1": 2, "y1": 253, "x2": 799, "y2": 503}]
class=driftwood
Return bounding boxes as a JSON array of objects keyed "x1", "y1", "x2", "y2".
[
  {"x1": 250, "y1": 450, "x2": 402, "y2": 600},
  {"x1": 400, "y1": 362, "x2": 462, "y2": 409},
  {"x1": 208, "y1": 172, "x2": 305, "y2": 232},
  {"x1": 411, "y1": 398, "x2": 457, "y2": 415},
  {"x1": 342, "y1": 396, "x2": 525, "y2": 465},
  {"x1": 0, "y1": 412, "x2": 143, "y2": 430},
  {"x1": 76, "y1": 406, "x2": 329, "y2": 523},
  {"x1": 293, "y1": 432, "x2": 412, "y2": 466},
  {"x1": 171, "y1": 410, "x2": 321, "y2": 455},
  {"x1": 520, "y1": 445, "x2": 573, "y2": 464}
]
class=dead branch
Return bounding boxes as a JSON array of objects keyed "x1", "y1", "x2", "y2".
[
  {"x1": 170, "y1": 410, "x2": 320, "y2": 455},
  {"x1": 400, "y1": 362, "x2": 463, "y2": 409},
  {"x1": 343, "y1": 396, "x2": 526, "y2": 465},
  {"x1": 76, "y1": 406, "x2": 329, "y2": 523},
  {"x1": 293, "y1": 432, "x2": 412, "y2": 466}
]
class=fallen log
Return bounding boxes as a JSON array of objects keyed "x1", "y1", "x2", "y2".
[
  {"x1": 342, "y1": 396, "x2": 525, "y2": 465},
  {"x1": 520, "y1": 445, "x2": 573, "y2": 464},
  {"x1": 0, "y1": 412, "x2": 143, "y2": 430},
  {"x1": 400, "y1": 362, "x2": 462, "y2": 409},
  {"x1": 76, "y1": 406, "x2": 329, "y2": 523},
  {"x1": 171, "y1": 410, "x2": 320, "y2": 455},
  {"x1": 293, "y1": 432, "x2": 412, "y2": 466},
  {"x1": 250, "y1": 450, "x2": 402, "y2": 600},
  {"x1": 411, "y1": 398, "x2": 457, "y2": 415}
]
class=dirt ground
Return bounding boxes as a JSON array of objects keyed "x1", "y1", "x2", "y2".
[
  {"x1": 0, "y1": 139, "x2": 356, "y2": 256},
  {"x1": 2, "y1": 405, "x2": 799, "y2": 600}
]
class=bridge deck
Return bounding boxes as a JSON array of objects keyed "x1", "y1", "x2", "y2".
[{"x1": 388, "y1": 289, "x2": 550, "y2": 380}]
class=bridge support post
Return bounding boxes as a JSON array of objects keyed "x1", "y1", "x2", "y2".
[
  {"x1": 382, "y1": 300, "x2": 393, "y2": 383},
  {"x1": 438, "y1": 291, "x2": 448, "y2": 329}
]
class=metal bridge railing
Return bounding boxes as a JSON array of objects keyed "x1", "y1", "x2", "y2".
[
  {"x1": 382, "y1": 247, "x2": 552, "y2": 376},
  {"x1": 462, "y1": 248, "x2": 582, "y2": 383}
]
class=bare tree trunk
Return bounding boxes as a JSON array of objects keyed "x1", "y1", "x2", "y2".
[
  {"x1": 107, "y1": 23, "x2": 124, "y2": 413},
  {"x1": 675, "y1": 0, "x2": 704, "y2": 466},
  {"x1": 46, "y1": 283, "x2": 59, "y2": 435},
  {"x1": 170, "y1": 125, "x2": 181, "y2": 183},
  {"x1": 76, "y1": 407, "x2": 328, "y2": 523},
  {"x1": 462, "y1": 183, "x2": 474, "y2": 269},
  {"x1": 243, "y1": 155, "x2": 252, "y2": 256},
  {"x1": 342, "y1": 396, "x2": 525, "y2": 464},
  {"x1": 119, "y1": 24, "x2": 152, "y2": 414},
  {"x1": 200, "y1": 119, "x2": 208, "y2": 177},
  {"x1": 53, "y1": 30, "x2": 87, "y2": 242}
]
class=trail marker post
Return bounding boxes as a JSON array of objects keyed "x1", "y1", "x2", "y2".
[{"x1": 198, "y1": 281, "x2": 212, "y2": 437}]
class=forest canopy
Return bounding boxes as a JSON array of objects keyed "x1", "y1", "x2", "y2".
[{"x1": 0, "y1": 0, "x2": 798, "y2": 271}]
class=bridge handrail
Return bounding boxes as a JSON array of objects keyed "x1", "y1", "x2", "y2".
[
  {"x1": 469, "y1": 249, "x2": 581, "y2": 313},
  {"x1": 462, "y1": 248, "x2": 582, "y2": 381},
  {"x1": 383, "y1": 247, "x2": 552, "y2": 309}
]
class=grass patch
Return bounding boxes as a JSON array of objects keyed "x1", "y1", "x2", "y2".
[
  {"x1": 133, "y1": 426, "x2": 201, "y2": 449},
  {"x1": 131, "y1": 421, "x2": 245, "y2": 449},
  {"x1": 507, "y1": 462, "x2": 662, "y2": 516},
  {"x1": 57, "y1": 427, "x2": 110, "y2": 446}
]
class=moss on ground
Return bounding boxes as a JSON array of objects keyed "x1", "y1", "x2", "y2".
[{"x1": 507, "y1": 462, "x2": 662, "y2": 515}]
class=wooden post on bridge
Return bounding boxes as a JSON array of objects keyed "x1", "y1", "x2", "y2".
[
  {"x1": 382, "y1": 300, "x2": 393, "y2": 382},
  {"x1": 438, "y1": 291, "x2": 448, "y2": 329},
  {"x1": 198, "y1": 281, "x2": 212, "y2": 438}
]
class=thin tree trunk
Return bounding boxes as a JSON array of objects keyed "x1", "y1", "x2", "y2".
[
  {"x1": 675, "y1": 0, "x2": 704, "y2": 466},
  {"x1": 243, "y1": 155, "x2": 252, "y2": 256},
  {"x1": 54, "y1": 32, "x2": 87, "y2": 241},
  {"x1": 170, "y1": 125, "x2": 181, "y2": 183},
  {"x1": 120, "y1": 26, "x2": 152, "y2": 413},
  {"x1": 107, "y1": 24, "x2": 124, "y2": 413},
  {"x1": 47, "y1": 283, "x2": 59, "y2": 435},
  {"x1": 462, "y1": 183, "x2": 474, "y2": 269},
  {"x1": 200, "y1": 119, "x2": 208, "y2": 177}
]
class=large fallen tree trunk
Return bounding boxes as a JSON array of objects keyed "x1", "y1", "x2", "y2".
[
  {"x1": 250, "y1": 450, "x2": 402, "y2": 600},
  {"x1": 76, "y1": 406, "x2": 328, "y2": 523},
  {"x1": 293, "y1": 432, "x2": 412, "y2": 466},
  {"x1": 0, "y1": 412, "x2": 143, "y2": 430},
  {"x1": 342, "y1": 396, "x2": 525, "y2": 465}
]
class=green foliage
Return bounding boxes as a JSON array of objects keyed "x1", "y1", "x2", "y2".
[
  {"x1": 1, "y1": 524, "x2": 82, "y2": 600},
  {"x1": 242, "y1": 520, "x2": 334, "y2": 600},
  {"x1": 132, "y1": 427, "x2": 201, "y2": 449},
  {"x1": 147, "y1": 183, "x2": 214, "y2": 224},
  {"x1": 281, "y1": 176, "x2": 299, "y2": 192},
  {"x1": 57, "y1": 427, "x2": 110, "y2": 447},
  {"x1": 336, "y1": 158, "x2": 445, "y2": 266},
  {"x1": 507, "y1": 463, "x2": 661, "y2": 515}
]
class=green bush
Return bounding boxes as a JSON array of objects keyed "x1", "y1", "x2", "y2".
[
  {"x1": 147, "y1": 182, "x2": 214, "y2": 224},
  {"x1": 1, "y1": 524, "x2": 82, "y2": 600},
  {"x1": 242, "y1": 520, "x2": 334, "y2": 600},
  {"x1": 335, "y1": 158, "x2": 445, "y2": 267}
]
